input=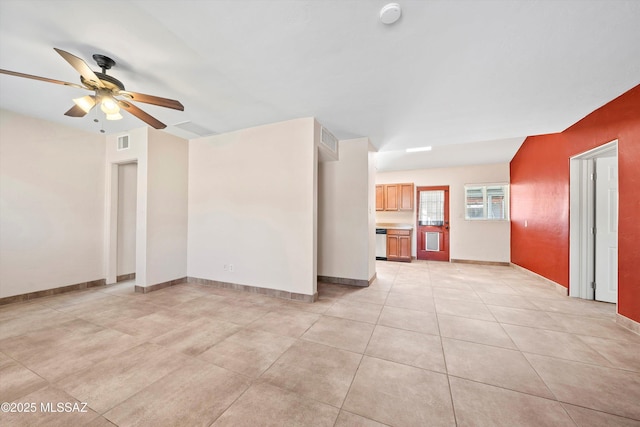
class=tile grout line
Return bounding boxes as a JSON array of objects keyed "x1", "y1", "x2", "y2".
[
  {"x1": 331, "y1": 263, "x2": 399, "y2": 426},
  {"x1": 430, "y1": 263, "x2": 460, "y2": 427},
  {"x1": 446, "y1": 373, "x2": 562, "y2": 404},
  {"x1": 460, "y1": 270, "x2": 563, "y2": 411}
]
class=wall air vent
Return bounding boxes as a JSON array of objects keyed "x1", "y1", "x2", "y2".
[
  {"x1": 117, "y1": 135, "x2": 130, "y2": 150},
  {"x1": 317, "y1": 125, "x2": 339, "y2": 162},
  {"x1": 320, "y1": 127, "x2": 338, "y2": 153}
]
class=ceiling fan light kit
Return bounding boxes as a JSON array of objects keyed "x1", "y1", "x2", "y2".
[
  {"x1": 0, "y1": 48, "x2": 185, "y2": 131},
  {"x1": 72, "y1": 95, "x2": 96, "y2": 114},
  {"x1": 99, "y1": 95, "x2": 120, "y2": 115}
]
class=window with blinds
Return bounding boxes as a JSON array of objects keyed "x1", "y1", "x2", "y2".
[{"x1": 465, "y1": 184, "x2": 509, "y2": 220}]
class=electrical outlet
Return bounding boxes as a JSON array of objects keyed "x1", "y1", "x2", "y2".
[{"x1": 229, "y1": 264, "x2": 234, "y2": 272}]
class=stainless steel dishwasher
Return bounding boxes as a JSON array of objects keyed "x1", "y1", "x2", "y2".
[{"x1": 375, "y1": 228, "x2": 387, "y2": 260}]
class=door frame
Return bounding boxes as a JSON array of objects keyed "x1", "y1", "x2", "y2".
[
  {"x1": 569, "y1": 139, "x2": 618, "y2": 301},
  {"x1": 105, "y1": 160, "x2": 141, "y2": 285}
]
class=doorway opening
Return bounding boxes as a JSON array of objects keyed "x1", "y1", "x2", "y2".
[
  {"x1": 106, "y1": 160, "x2": 138, "y2": 286},
  {"x1": 116, "y1": 162, "x2": 138, "y2": 282},
  {"x1": 569, "y1": 140, "x2": 618, "y2": 303}
]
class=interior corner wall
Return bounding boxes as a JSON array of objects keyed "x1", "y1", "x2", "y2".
[
  {"x1": 187, "y1": 118, "x2": 316, "y2": 297},
  {"x1": 0, "y1": 109, "x2": 105, "y2": 298},
  {"x1": 376, "y1": 163, "x2": 511, "y2": 263},
  {"x1": 145, "y1": 129, "x2": 188, "y2": 286},
  {"x1": 318, "y1": 137, "x2": 373, "y2": 282},
  {"x1": 510, "y1": 84, "x2": 640, "y2": 323}
]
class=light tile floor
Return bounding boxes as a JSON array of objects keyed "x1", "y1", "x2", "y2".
[{"x1": 1, "y1": 261, "x2": 639, "y2": 426}]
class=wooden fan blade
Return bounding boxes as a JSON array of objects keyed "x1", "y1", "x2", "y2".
[
  {"x1": 64, "y1": 104, "x2": 89, "y2": 117},
  {"x1": 117, "y1": 100, "x2": 166, "y2": 129},
  {"x1": 120, "y1": 91, "x2": 184, "y2": 111},
  {"x1": 54, "y1": 48, "x2": 104, "y2": 88},
  {"x1": 0, "y1": 69, "x2": 88, "y2": 90}
]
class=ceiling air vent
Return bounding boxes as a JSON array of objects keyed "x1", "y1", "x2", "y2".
[
  {"x1": 174, "y1": 121, "x2": 216, "y2": 137},
  {"x1": 320, "y1": 127, "x2": 338, "y2": 153},
  {"x1": 117, "y1": 135, "x2": 130, "y2": 150}
]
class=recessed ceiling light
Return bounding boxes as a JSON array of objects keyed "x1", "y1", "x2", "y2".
[
  {"x1": 406, "y1": 146, "x2": 432, "y2": 153},
  {"x1": 380, "y1": 3, "x2": 402, "y2": 25}
]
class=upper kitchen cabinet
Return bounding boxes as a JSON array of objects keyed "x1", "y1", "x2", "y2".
[
  {"x1": 398, "y1": 183, "x2": 414, "y2": 210},
  {"x1": 385, "y1": 184, "x2": 399, "y2": 210},
  {"x1": 376, "y1": 183, "x2": 414, "y2": 211},
  {"x1": 375, "y1": 185, "x2": 384, "y2": 211}
]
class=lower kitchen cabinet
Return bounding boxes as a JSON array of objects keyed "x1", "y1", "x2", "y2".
[{"x1": 387, "y1": 229, "x2": 412, "y2": 262}]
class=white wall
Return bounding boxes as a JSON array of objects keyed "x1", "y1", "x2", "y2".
[
  {"x1": 117, "y1": 163, "x2": 137, "y2": 276},
  {"x1": 0, "y1": 109, "x2": 105, "y2": 298},
  {"x1": 188, "y1": 118, "x2": 316, "y2": 296},
  {"x1": 318, "y1": 137, "x2": 375, "y2": 282},
  {"x1": 376, "y1": 163, "x2": 510, "y2": 263},
  {"x1": 145, "y1": 129, "x2": 188, "y2": 286}
]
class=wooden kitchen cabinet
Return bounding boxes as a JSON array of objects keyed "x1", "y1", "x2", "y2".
[
  {"x1": 375, "y1": 185, "x2": 384, "y2": 211},
  {"x1": 384, "y1": 185, "x2": 399, "y2": 211},
  {"x1": 398, "y1": 183, "x2": 414, "y2": 211},
  {"x1": 387, "y1": 229, "x2": 412, "y2": 262},
  {"x1": 376, "y1": 183, "x2": 414, "y2": 211}
]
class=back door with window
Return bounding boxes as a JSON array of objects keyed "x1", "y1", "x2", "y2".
[{"x1": 416, "y1": 186, "x2": 450, "y2": 261}]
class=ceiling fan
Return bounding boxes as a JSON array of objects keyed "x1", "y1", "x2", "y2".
[{"x1": 0, "y1": 48, "x2": 184, "y2": 129}]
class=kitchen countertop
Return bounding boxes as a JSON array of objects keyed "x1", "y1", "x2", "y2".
[{"x1": 376, "y1": 223, "x2": 414, "y2": 230}]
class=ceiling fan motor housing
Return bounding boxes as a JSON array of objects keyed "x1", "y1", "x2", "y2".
[
  {"x1": 81, "y1": 72, "x2": 124, "y2": 91},
  {"x1": 77, "y1": 54, "x2": 125, "y2": 91},
  {"x1": 93, "y1": 54, "x2": 115, "y2": 71}
]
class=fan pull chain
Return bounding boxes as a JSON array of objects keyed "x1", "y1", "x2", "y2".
[{"x1": 92, "y1": 100, "x2": 104, "y2": 133}]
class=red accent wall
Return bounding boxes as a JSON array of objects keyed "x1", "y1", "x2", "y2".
[{"x1": 511, "y1": 84, "x2": 640, "y2": 323}]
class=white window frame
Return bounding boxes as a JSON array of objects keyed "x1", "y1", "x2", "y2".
[{"x1": 464, "y1": 183, "x2": 509, "y2": 221}]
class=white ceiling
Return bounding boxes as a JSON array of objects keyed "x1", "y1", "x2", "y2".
[{"x1": 1, "y1": 1, "x2": 639, "y2": 171}]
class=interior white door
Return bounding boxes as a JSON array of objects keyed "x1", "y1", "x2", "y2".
[{"x1": 595, "y1": 156, "x2": 618, "y2": 303}]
